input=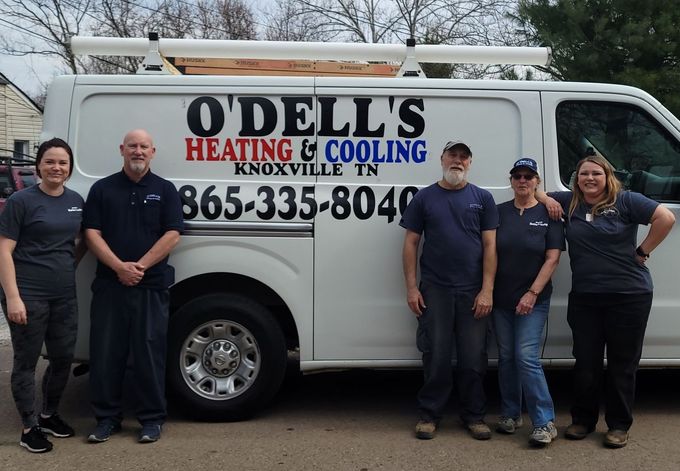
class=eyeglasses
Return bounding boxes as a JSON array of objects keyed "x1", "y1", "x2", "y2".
[{"x1": 511, "y1": 173, "x2": 536, "y2": 181}]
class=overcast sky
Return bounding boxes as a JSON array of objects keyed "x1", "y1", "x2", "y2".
[{"x1": 0, "y1": 0, "x2": 275, "y2": 98}]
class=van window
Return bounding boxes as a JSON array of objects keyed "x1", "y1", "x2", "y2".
[{"x1": 556, "y1": 101, "x2": 680, "y2": 202}]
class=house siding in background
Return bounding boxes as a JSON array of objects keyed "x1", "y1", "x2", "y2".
[{"x1": 0, "y1": 72, "x2": 42, "y2": 161}]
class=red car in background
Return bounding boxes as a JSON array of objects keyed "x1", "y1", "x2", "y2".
[{"x1": 0, "y1": 157, "x2": 37, "y2": 212}]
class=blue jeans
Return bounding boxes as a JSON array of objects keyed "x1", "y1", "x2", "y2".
[
  {"x1": 416, "y1": 282, "x2": 489, "y2": 424},
  {"x1": 492, "y1": 300, "x2": 554, "y2": 427}
]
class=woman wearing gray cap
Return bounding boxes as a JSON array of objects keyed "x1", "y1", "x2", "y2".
[{"x1": 493, "y1": 158, "x2": 565, "y2": 446}]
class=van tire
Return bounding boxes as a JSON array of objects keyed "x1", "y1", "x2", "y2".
[{"x1": 167, "y1": 293, "x2": 287, "y2": 421}]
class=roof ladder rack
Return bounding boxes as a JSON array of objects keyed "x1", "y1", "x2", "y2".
[
  {"x1": 70, "y1": 34, "x2": 552, "y2": 77},
  {"x1": 137, "y1": 32, "x2": 165, "y2": 74}
]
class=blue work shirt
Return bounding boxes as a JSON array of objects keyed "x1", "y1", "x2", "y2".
[
  {"x1": 83, "y1": 170, "x2": 184, "y2": 290},
  {"x1": 400, "y1": 182, "x2": 499, "y2": 292},
  {"x1": 550, "y1": 191, "x2": 657, "y2": 294},
  {"x1": 494, "y1": 201, "x2": 565, "y2": 309}
]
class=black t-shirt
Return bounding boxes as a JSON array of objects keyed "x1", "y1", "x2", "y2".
[
  {"x1": 0, "y1": 185, "x2": 84, "y2": 300},
  {"x1": 494, "y1": 201, "x2": 565, "y2": 309},
  {"x1": 83, "y1": 170, "x2": 183, "y2": 290}
]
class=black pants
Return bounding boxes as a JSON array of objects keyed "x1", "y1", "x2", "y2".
[
  {"x1": 567, "y1": 292, "x2": 652, "y2": 431},
  {"x1": 89, "y1": 279, "x2": 169, "y2": 426},
  {"x1": 3, "y1": 297, "x2": 78, "y2": 428}
]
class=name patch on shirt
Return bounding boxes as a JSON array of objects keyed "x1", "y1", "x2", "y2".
[
  {"x1": 529, "y1": 220, "x2": 548, "y2": 227},
  {"x1": 145, "y1": 193, "x2": 161, "y2": 202},
  {"x1": 67, "y1": 206, "x2": 83, "y2": 212}
]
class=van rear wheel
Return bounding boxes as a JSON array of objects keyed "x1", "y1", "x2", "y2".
[{"x1": 167, "y1": 293, "x2": 287, "y2": 420}]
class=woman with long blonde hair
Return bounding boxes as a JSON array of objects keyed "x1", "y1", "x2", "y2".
[{"x1": 540, "y1": 153, "x2": 675, "y2": 448}]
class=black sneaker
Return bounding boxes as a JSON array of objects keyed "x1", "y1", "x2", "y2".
[
  {"x1": 138, "y1": 424, "x2": 162, "y2": 443},
  {"x1": 20, "y1": 426, "x2": 53, "y2": 453},
  {"x1": 87, "y1": 421, "x2": 121, "y2": 443},
  {"x1": 39, "y1": 414, "x2": 75, "y2": 438}
]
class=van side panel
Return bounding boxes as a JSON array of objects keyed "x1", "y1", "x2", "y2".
[
  {"x1": 40, "y1": 76, "x2": 75, "y2": 143},
  {"x1": 67, "y1": 79, "x2": 317, "y2": 362},
  {"x1": 312, "y1": 86, "x2": 544, "y2": 361}
]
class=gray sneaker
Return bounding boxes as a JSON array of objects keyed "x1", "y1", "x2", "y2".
[
  {"x1": 529, "y1": 421, "x2": 558, "y2": 446},
  {"x1": 496, "y1": 416, "x2": 523, "y2": 434}
]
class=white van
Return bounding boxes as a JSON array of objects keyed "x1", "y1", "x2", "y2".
[{"x1": 42, "y1": 38, "x2": 680, "y2": 420}]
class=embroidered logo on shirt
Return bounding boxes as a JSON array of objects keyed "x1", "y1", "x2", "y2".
[
  {"x1": 529, "y1": 220, "x2": 548, "y2": 227},
  {"x1": 145, "y1": 193, "x2": 161, "y2": 202},
  {"x1": 598, "y1": 207, "x2": 619, "y2": 217},
  {"x1": 67, "y1": 206, "x2": 83, "y2": 212},
  {"x1": 469, "y1": 203, "x2": 483, "y2": 210}
]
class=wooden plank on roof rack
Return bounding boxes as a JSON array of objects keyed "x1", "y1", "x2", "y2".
[{"x1": 174, "y1": 57, "x2": 399, "y2": 77}]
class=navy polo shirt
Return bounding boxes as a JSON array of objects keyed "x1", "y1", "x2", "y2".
[{"x1": 83, "y1": 170, "x2": 184, "y2": 290}]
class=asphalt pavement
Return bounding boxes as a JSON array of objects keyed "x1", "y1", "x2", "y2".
[{"x1": 1, "y1": 316, "x2": 680, "y2": 470}]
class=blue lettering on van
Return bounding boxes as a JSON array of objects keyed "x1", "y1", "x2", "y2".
[{"x1": 325, "y1": 139, "x2": 426, "y2": 164}]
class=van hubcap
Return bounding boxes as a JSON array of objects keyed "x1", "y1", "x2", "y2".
[
  {"x1": 180, "y1": 320, "x2": 261, "y2": 400},
  {"x1": 203, "y1": 340, "x2": 241, "y2": 377}
]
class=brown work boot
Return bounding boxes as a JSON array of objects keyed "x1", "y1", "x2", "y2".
[
  {"x1": 603, "y1": 429, "x2": 628, "y2": 448},
  {"x1": 466, "y1": 421, "x2": 492, "y2": 440},
  {"x1": 415, "y1": 420, "x2": 436, "y2": 440},
  {"x1": 564, "y1": 423, "x2": 594, "y2": 440}
]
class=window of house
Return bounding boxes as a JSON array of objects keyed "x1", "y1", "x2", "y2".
[
  {"x1": 556, "y1": 101, "x2": 680, "y2": 202},
  {"x1": 13, "y1": 140, "x2": 29, "y2": 160}
]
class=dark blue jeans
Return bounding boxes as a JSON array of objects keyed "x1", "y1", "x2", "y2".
[
  {"x1": 416, "y1": 282, "x2": 489, "y2": 424},
  {"x1": 89, "y1": 279, "x2": 169, "y2": 426},
  {"x1": 567, "y1": 292, "x2": 652, "y2": 431}
]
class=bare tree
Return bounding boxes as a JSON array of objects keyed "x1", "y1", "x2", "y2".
[
  {"x1": 83, "y1": 0, "x2": 258, "y2": 74},
  {"x1": 0, "y1": 0, "x2": 93, "y2": 73},
  {"x1": 261, "y1": 0, "x2": 332, "y2": 42},
  {"x1": 295, "y1": 0, "x2": 401, "y2": 43},
  {"x1": 85, "y1": 0, "x2": 149, "y2": 73},
  {"x1": 285, "y1": 0, "x2": 523, "y2": 78},
  {"x1": 194, "y1": 0, "x2": 257, "y2": 40}
]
